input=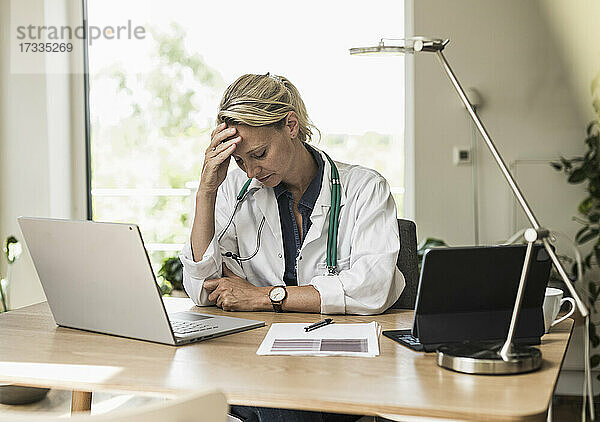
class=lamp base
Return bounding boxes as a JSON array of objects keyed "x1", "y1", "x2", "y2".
[{"x1": 437, "y1": 342, "x2": 542, "y2": 375}]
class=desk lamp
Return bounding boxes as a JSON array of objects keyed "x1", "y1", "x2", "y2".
[{"x1": 350, "y1": 37, "x2": 588, "y2": 374}]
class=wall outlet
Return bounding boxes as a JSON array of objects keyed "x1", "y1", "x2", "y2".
[{"x1": 453, "y1": 146, "x2": 472, "y2": 165}]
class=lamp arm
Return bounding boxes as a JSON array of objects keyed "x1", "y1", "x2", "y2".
[{"x1": 433, "y1": 50, "x2": 588, "y2": 318}]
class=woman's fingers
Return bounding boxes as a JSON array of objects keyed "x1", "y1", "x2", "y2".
[
  {"x1": 213, "y1": 127, "x2": 237, "y2": 146},
  {"x1": 216, "y1": 291, "x2": 226, "y2": 308},
  {"x1": 211, "y1": 142, "x2": 237, "y2": 166},
  {"x1": 207, "y1": 282, "x2": 224, "y2": 303},
  {"x1": 203, "y1": 279, "x2": 217, "y2": 291},
  {"x1": 209, "y1": 126, "x2": 237, "y2": 150},
  {"x1": 210, "y1": 122, "x2": 226, "y2": 138},
  {"x1": 208, "y1": 289, "x2": 219, "y2": 303},
  {"x1": 210, "y1": 136, "x2": 241, "y2": 157}
]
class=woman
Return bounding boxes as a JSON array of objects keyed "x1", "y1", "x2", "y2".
[{"x1": 180, "y1": 73, "x2": 405, "y2": 316}]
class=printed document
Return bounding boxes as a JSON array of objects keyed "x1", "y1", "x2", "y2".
[{"x1": 257, "y1": 322, "x2": 380, "y2": 357}]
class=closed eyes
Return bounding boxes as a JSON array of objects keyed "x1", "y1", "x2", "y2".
[{"x1": 233, "y1": 148, "x2": 267, "y2": 165}]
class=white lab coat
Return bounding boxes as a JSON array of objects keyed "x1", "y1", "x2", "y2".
[{"x1": 179, "y1": 146, "x2": 405, "y2": 315}]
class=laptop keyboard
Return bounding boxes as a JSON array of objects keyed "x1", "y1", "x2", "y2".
[{"x1": 171, "y1": 320, "x2": 218, "y2": 335}]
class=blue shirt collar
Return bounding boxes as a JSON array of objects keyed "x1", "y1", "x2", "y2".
[{"x1": 273, "y1": 143, "x2": 324, "y2": 211}]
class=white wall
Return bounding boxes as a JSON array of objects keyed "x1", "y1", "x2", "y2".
[
  {"x1": 539, "y1": 0, "x2": 600, "y2": 124},
  {"x1": 0, "y1": 0, "x2": 86, "y2": 309},
  {"x1": 410, "y1": 0, "x2": 588, "y2": 247}
]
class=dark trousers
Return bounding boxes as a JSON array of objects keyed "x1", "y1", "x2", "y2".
[{"x1": 229, "y1": 405, "x2": 362, "y2": 422}]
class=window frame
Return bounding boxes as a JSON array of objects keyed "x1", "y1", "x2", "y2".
[{"x1": 83, "y1": 0, "x2": 93, "y2": 220}]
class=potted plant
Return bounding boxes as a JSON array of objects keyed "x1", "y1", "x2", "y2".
[
  {"x1": 0, "y1": 236, "x2": 20, "y2": 313},
  {"x1": 0, "y1": 236, "x2": 50, "y2": 404},
  {"x1": 158, "y1": 256, "x2": 187, "y2": 297},
  {"x1": 551, "y1": 76, "x2": 600, "y2": 374},
  {"x1": 417, "y1": 238, "x2": 448, "y2": 272}
]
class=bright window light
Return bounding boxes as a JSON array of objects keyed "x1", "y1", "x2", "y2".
[{"x1": 87, "y1": 0, "x2": 405, "y2": 274}]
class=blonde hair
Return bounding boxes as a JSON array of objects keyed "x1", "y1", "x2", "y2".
[{"x1": 217, "y1": 73, "x2": 319, "y2": 143}]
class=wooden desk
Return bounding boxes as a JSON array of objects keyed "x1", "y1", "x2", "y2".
[{"x1": 0, "y1": 298, "x2": 573, "y2": 421}]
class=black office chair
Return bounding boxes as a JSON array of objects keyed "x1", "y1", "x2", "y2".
[{"x1": 391, "y1": 219, "x2": 419, "y2": 310}]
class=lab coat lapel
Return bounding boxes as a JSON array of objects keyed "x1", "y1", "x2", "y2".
[
  {"x1": 303, "y1": 147, "x2": 346, "y2": 248},
  {"x1": 249, "y1": 179, "x2": 283, "y2": 245}
]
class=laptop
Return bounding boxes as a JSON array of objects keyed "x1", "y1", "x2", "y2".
[
  {"x1": 383, "y1": 244, "x2": 552, "y2": 352},
  {"x1": 17, "y1": 217, "x2": 265, "y2": 346}
]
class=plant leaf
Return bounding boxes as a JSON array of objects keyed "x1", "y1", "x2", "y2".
[
  {"x1": 560, "y1": 156, "x2": 575, "y2": 171},
  {"x1": 592, "y1": 354, "x2": 600, "y2": 368},
  {"x1": 575, "y1": 226, "x2": 591, "y2": 243},
  {"x1": 572, "y1": 261, "x2": 583, "y2": 278},
  {"x1": 584, "y1": 161, "x2": 599, "y2": 179},
  {"x1": 569, "y1": 168, "x2": 587, "y2": 183},
  {"x1": 550, "y1": 162, "x2": 562, "y2": 171},
  {"x1": 579, "y1": 197, "x2": 594, "y2": 215},
  {"x1": 585, "y1": 133, "x2": 599, "y2": 149},
  {"x1": 579, "y1": 229, "x2": 599, "y2": 244},
  {"x1": 590, "y1": 183, "x2": 600, "y2": 199},
  {"x1": 591, "y1": 325, "x2": 600, "y2": 348},
  {"x1": 417, "y1": 238, "x2": 447, "y2": 252},
  {"x1": 588, "y1": 121, "x2": 596, "y2": 136},
  {"x1": 595, "y1": 246, "x2": 600, "y2": 268},
  {"x1": 593, "y1": 99, "x2": 600, "y2": 117},
  {"x1": 585, "y1": 254, "x2": 593, "y2": 269}
]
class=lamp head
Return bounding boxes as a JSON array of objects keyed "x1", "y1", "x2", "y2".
[{"x1": 349, "y1": 37, "x2": 449, "y2": 56}]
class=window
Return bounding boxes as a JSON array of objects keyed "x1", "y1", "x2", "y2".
[{"x1": 87, "y1": 0, "x2": 405, "y2": 275}]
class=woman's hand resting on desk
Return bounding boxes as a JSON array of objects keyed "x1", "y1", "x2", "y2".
[{"x1": 203, "y1": 264, "x2": 270, "y2": 311}]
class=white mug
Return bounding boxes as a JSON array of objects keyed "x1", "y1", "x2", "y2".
[{"x1": 543, "y1": 287, "x2": 575, "y2": 333}]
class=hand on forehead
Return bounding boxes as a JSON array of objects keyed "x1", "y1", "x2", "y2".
[{"x1": 231, "y1": 125, "x2": 279, "y2": 156}]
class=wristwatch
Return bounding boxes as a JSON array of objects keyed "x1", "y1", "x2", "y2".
[{"x1": 269, "y1": 286, "x2": 287, "y2": 313}]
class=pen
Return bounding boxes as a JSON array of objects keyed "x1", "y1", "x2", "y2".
[{"x1": 304, "y1": 318, "x2": 334, "y2": 332}]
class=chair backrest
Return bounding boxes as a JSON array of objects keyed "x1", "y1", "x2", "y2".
[
  {"x1": 392, "y1": 219, "x2": 419, "y2": 310},
  {"x1": 0, "y1": 391, "x2": 227, "y2": 422}
]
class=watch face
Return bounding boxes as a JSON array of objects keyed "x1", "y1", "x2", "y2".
[{"x1": 270, "y1": 287, "x2": 286, "y2": 301}]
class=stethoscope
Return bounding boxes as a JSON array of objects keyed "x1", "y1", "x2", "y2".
[{"x1": 218, "y1": 151, "x2": 341, "y2": 275}]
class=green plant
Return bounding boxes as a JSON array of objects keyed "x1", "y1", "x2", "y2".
[
  {"x1": 157, "y1": 278, "x2": 173, "y2": 296},
  {"x1": 158, "y1": 256, "x2": 183, "y2": 291},
  {"x1": 417, "y1": 238, "x2": 448, "y2": 272},
  {"x1": 551, "y1": 120, "x2": 600, "y2": 278},
  {"x1": 551, "y1": 72, "x2": 600, "y2": 374},
  {"x1": 552, "y1": 126, "x2": 600, "y2": 273},
  {"x1": 0, "y1": 236, "x2": 22, "y2": 313}
]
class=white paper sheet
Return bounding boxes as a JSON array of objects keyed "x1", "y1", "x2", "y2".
[{"x1": 256, "y1": 322, "x2": 380, "y2": 357}]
